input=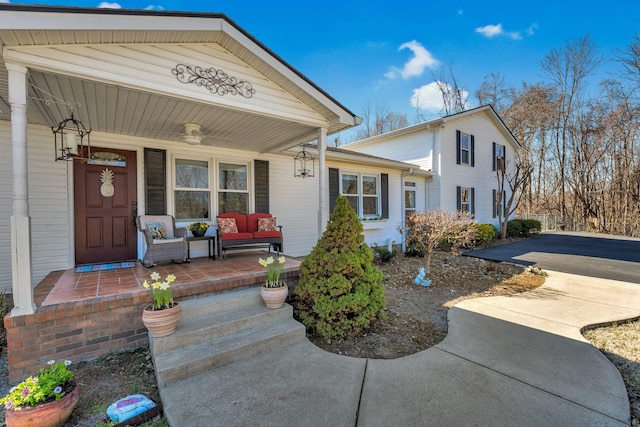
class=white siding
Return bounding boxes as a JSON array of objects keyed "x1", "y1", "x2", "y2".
[
  {"x1": 0, "y1": 121, "x2": 72, "y2": 293},
  {"x1": 344, "y1": 130, "x2": 434, "y2": 171},
  {"x1": 439, "y1": 111, "x2": 516, "y2": 225}
]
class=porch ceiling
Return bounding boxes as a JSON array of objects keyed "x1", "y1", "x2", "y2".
[
  {"x1": 0, "y1": 65, "x2": 321, "y2": 153},
  {"x1": 0, "y1": 5, "x2": 361, "y2": 154}
]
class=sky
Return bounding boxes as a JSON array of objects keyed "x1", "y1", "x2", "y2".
[{"x1": 4, "y1": 0, "x2": 640, "y2": 141}]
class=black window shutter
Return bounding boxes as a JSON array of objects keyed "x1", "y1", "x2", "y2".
[
  {"x1": 254, "y1": 160, "x2": 269, "y2": 213},
  {"x1": 471, "y1": 188, "x2": 475, "y2": 215},
  {"x1": 329, "y1": 167, "x2": 339, "y2": 215},
  {"x1": 381, "y1": 173, "x2": 389, "y2": 219},
  {"x1": 471, "y1": 135, "x2": 475, "y2": 167},
  {"x1": 456, "y1": 186, "x2": 462, "y2": 211},
  {"x1": 492, "y1": 189, "x2": 497, "y2": 218},
  {"x1": 456, "y1": 130, "x2": 461, "y2": 165},
  {"x1": 144, "y1": 148, "x2": 166, "y2": 215},
  {"x1": 492, "y1": 142, "x2": 497, "y2": 171}
]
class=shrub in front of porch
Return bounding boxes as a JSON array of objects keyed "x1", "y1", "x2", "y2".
[{"x1": 294, "y1": 195, "x2": 386, "y2": 341}]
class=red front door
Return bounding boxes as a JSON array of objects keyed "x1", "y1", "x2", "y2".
[{"x1": 74, "y1": 148, "x2": 137, "y2": 265}]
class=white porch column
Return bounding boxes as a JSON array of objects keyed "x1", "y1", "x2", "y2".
[
  {"x1": 317, "y1": 127, "x2": 328, "y2": 239},
  {"x1": 7, "y1": 63, "x2": 35, "y2": 315}
]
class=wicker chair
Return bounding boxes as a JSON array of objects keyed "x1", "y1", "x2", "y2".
[{"x1": 137, "y1": 215, "x2": 187, "y2": 267}]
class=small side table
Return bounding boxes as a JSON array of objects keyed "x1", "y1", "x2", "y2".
[{"x1": 186, "y1": 235, "x2": 216, "y2": 261}]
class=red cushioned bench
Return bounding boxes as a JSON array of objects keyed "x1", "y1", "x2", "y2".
[{"x1": 216, "y1": 213, "x2": 283, "y2": 259}]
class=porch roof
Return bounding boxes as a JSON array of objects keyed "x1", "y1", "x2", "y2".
[{"x1": 0, "y1": 4, "x2": 361, "y2": 154}]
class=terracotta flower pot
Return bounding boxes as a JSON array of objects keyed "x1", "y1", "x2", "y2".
[
  {"x1": 260, "y1": 284, "x2": 288, "y2": 309},
  {"x1": 142, "y1": 303, "x2": 181, "y2": 338},
  {"x1": 5, "y1": 384, "x2": 78, "y2": 427}
]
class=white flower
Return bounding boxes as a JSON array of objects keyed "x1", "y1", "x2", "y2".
[{"x1": 47, "y1": 360, "x2": 55, "y2": 365}]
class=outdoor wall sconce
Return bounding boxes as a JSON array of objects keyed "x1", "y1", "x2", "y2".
[
  {"x1": 294, "y1": 148, "x2": 315, "y2": 178},
  {"x1": 52, "y1": 112, "x2": 91, "y2": 161}
]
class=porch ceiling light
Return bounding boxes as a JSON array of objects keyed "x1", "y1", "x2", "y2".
[
  {"x1": 294, "y1": 148, "x2": 315, "y2": 178},
  {"x1": 183, "y1": 123, "x2": 203, "y2": 145},
  {"x1": 52, "y1": 112, "x2": 91, "y2": 161}
]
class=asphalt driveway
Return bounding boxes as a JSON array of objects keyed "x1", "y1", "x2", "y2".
[{"x1": 464, "y1": 231, "x2": 640, "y2": 284}]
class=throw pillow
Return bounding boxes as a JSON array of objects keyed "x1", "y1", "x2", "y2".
[
  {"x1": 147, "y1": 223, "x2": 167, "y2": 239},
  {"x1": 258, "y1": 217, "x2": 277, "y2": 232},
  {"x1": 218, "y1": 217, "x2": 239, "y2": 234}
]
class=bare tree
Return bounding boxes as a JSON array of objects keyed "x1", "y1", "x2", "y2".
[
  {"x1": 540, "y1": 34, "x2": 602, "y2": 221},
  {"x1": 355, "y1": 101, "x2": 409, "y2": 139},
  {"x1": 431, "y1": 64, "x2": 467, "y2": 115},
  {"x1": 402, "y1": 210, "x2": 474, "y2": 275},
  {"x1": 496, "y1": 158, "x2": 533, "y2": 239}
]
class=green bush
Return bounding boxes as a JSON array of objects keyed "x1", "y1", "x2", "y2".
[
  {"x1": 473, "y1": 223, "x2": 497, "y2": 246},
  {"x1": 294, "y1": 195, "x2": 386, "y2": 341},
  {"x1": 371, "y1": 245, "x2": 397, "y2": 263},
  {"x1": 520, "y1": 219, "x2": 542, "y2": 236},
  {"x1": 507, "y1": 220, "x2": 523, "y2": 238}
]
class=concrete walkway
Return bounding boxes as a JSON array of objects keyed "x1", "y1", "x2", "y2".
[{"x1": 160, "y1": 271, "x2": 640, "y2": 426}]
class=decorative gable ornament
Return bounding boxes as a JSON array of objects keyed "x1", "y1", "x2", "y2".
[{"x1": 172, "y1": 64, "x2": 256, "y2": 98}]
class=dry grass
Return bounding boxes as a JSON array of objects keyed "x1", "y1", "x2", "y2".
[{"x1": 584, "y1": 319, "x2": 640, "y2": 425}]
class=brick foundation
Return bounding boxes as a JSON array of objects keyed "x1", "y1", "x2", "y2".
[{"x1": 5, "y1": 271, "x2": 299, "y2": 383}]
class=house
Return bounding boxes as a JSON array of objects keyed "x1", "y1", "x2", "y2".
[
  {"x1": 0, "y1": 5, "x2": 429, "y2": 314},
  {"x1": 341, "y1": 105, "x2": 521, "y2": 226}
]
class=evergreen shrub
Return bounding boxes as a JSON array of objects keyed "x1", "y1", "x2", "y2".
[{"x1": 294, "y1": 196, "x2": 386, "y2": 340}]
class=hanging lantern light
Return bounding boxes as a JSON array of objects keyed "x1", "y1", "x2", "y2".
[
  {"x1": 52, "y1": 112, "x2": 91, "y2": 161},
  {"x1": 294, "y1": 148, "x2": 315, "y2": 178}
]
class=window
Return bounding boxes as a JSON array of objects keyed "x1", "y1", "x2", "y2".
[
  {"x1": 404, "y1": 181, "x2": 416, "y2": 225},
  {"x1": 341, "y1": 173, "x2": 380, "y2": 218},
  {"x1": 456, "y1": 130, "x2": 475, "y2": 166},
  {"x1": 460, "y1": 133, "x2": 470, "y2": 164},
  {"x1": 493, "y1": 143, "x2": 506, "y2": 171},
  {"x1": 218, "y1": 162, "x2": 249, "y2": 214},
  {"x1": 456, "y1": 186, "x2": 475, "y2": 216},
  {"x1": 460, "y1": 187, "x2": 470, "y2": 212},
  {"x1": 174, "y1": 158, "x2": 210, "y2": 220}
]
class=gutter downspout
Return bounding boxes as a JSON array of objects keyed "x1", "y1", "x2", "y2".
[{"x1": 399, "y1": 168, "x2": 416, "y2": 252}]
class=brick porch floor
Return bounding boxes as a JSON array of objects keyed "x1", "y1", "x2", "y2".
[{"x1": 34, "y1": 252, "x2": 301, "y2": 306}]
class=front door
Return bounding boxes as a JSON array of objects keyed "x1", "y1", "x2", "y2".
[{"x1": 74, "y1": 147, "x2": 138, "y2": 265}]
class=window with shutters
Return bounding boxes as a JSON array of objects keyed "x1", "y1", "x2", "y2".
[
  {"x1": 456, "y1": 130, "x2": 475, "y2": 167},
  {"x1": 174, "y1": 158, "x2": 210, "y2": 220},
  {"x1": 341, "y1": 172, "x2": 380, "y2": 218},
  {"x1": 456, "y1": 185, "x2": 475, "y2": 217},
  {"x1": 218, "y1": 162, "x2": 249, "y2": 214}
]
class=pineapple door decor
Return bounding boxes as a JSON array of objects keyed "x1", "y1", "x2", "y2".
[{"x1": 100, "y1": 168, "x2": 115, "y2": 197}]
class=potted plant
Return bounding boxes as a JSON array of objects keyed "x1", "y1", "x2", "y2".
[
  {"x1": 141, "y1": 272, "x2": 181, "y2": 338},
  {"x1": 1, "y1": 359, "x2": 78, "y2": 427},
  {"x1": 188, "y1": 222, "x2": 209, "y2": 237},
  {"x1": 258, "y1": 256, "x2": 288, "y2": 308}
]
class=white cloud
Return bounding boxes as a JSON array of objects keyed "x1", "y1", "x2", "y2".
[
  {"x1": 410, "y1": 81, "x2": 469, "y2": 113},
  {"x1": 98, "y1": 2, "x2": 121, "y2": 8},
  {"x1": 527, "y1": 23, "x2": 538, "y2": 36},
  {"x1": 144, "y1": 4, "x2": 164, "y2": 10},
  {"x1": 385, "y1": 40, "x2": 439, "y2": 80},
  {"x1": 0, "y1": 0, "x2": 11, "y2": 3},
  {"x1": 476, "y1": 23, "x2": 530, "y2": 40},
  {"x1": 475, "y1": 23, "x2": 504, "y2": 38}
]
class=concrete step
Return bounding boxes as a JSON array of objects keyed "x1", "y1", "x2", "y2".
[
  {"x1": 153, "y1": 314, "x2": 305, "y2": 387},
  {"x1": 149, "y1": 286, "x2": 306, "y2": 389},
  {"x1": 151, "y1": 300, "x2": 295, "y2": 355},
  {"x1": 177, "y1": 286, "x2": 263, "y2": 321}
]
